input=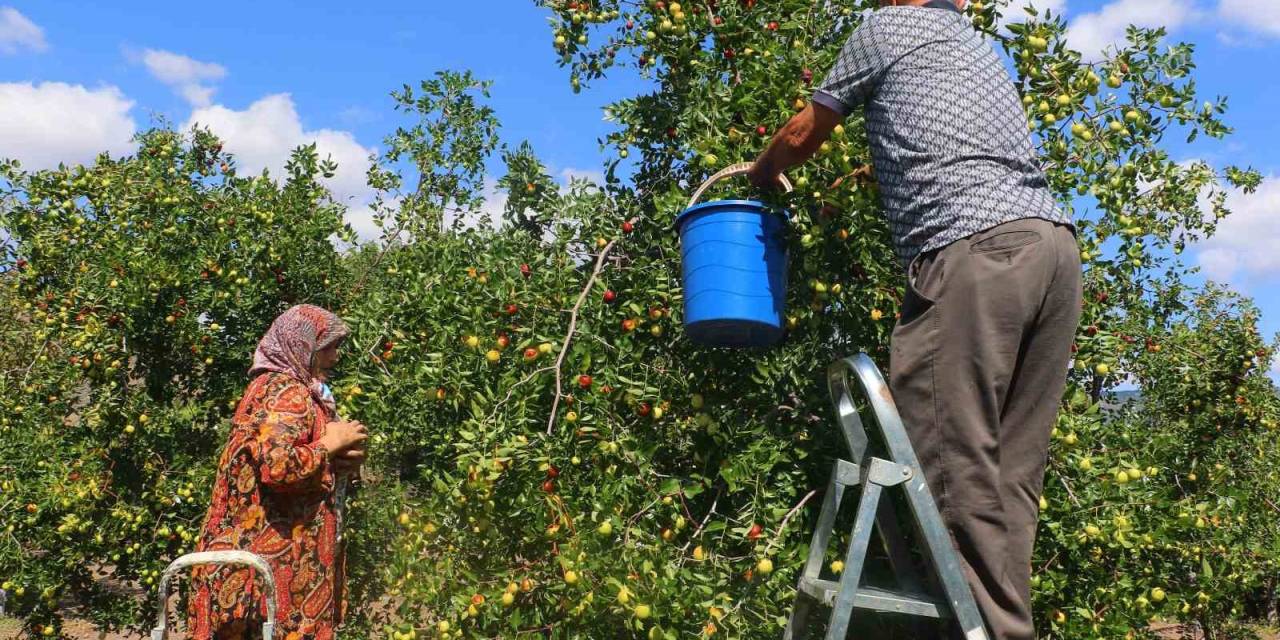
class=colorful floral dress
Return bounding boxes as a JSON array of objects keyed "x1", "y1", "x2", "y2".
[{"x1": 187, "y1": 371, "x2": 347, "y2": 640}]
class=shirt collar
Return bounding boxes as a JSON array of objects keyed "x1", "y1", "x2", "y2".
[{"x1": 923, "y1": 0, "x2": 962, "y2": 12}]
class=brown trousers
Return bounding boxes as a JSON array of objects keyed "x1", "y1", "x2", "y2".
[{"x1": 889, "y1": 218, "x2": 1082, "y2": 640}]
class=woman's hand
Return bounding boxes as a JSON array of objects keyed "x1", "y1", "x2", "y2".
[
  {"x1": 333, "y1": 447, "x2": 365, "y2": 475},
  {"x1": 318, "y1": 420, "x2": 368, "y2": 457}
]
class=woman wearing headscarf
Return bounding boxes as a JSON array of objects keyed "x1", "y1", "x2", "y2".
[{"x1": 187, "y1": 304, "x2": 368, "y2": 640}]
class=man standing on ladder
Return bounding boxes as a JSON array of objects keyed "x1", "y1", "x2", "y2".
[{"x1": 748, "y1": 1, "x2": 1081, "y2": 638}]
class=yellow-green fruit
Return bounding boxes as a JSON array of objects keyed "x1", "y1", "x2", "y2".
[
  {"x1": 634, "y1": 604, "x2": 652, "y2": 619},
  {"x1": 564, "y1": 570, "x2": 579, "y2": 585},
  {"x1": 1151, "y1": 588, "x2": 1166, "y2": 602},
  {"x1": 830, "y1": 560, "x2": 844, "y2": 574},
  {"x1": 757, "y1": 558, "x2": 774, "y2": 575},
  {"x1": 501, "y1": 592, "x2": 515, "y2": 607},
  {"x1": 597, "y1": 521, "x2": 613, "y2": 536}
]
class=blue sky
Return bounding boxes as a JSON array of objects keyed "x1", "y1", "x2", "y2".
[{"x1": 2, "y1": 0, "x2": 1278, "y2": 373}]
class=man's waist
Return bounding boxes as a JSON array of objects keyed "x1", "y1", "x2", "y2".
[{"x1": 894, "y1": 210, "x2": 1072, "y2": 266}]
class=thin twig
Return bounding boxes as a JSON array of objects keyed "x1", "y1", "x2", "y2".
[
  {"x1": 20, "y1": 340, "x2": 49, "y2": 383},
  {"x1": 679, "y1": 489, "x2": 722, "y2": 554},
  {"x1": 622, "y1": 495, "x2": 662, "y2": 547},
  {"x1": 765, "y1": 489, "x2": 819, "y2": 554},
  {"x1": 1059, "y1": 475, "x2": 1081, "y2": 508},
  {"x1": 1263, "y1": 497, "x2": 1280, "y2": 516},
  {"x1": 546, "y1": 217, "x2": 638, "y2": 435},
  {"x1": 348, "y1": 213, "x2": 411, "y2": 298},
  {"x1": 486, "y1": 365, "x2": 557, "y2": 425}
]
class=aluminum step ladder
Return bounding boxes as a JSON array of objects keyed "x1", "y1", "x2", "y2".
[
  {"x1": 151, "y1": 550, "x2": 277, "y2": 640},
  {"x1": 783, "y1": 353, "x2": 991, "y2": 640}
]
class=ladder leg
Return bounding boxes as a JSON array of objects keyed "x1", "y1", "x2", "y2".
[
  {"x1": 783, "y1": 599, "x2": 814, "y2": 640},
  {"x1": 901, "y1": 474, "x2": 990, "y2": 640},
  {"x1": 848, "y1": 355, "x2": 990, "y2": 640},
  {"x1": 819, "y1": 355, "x2": 998, "y2": 640},
  {"x1": 824, "y1": 480, "x2": 884, "y2": 640},
  {"x1": 876, "y1": 498, "x2": 924, "y2": 593},
  {"x1": 785, "y1": 468, "x2": 850, "y2": 640},
  {"x1": 876, "y1": 495, "x2": 941, "y2": 639}
]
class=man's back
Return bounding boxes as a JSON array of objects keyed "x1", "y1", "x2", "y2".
[{"x1": 813, "y1": 3, "x2": 1069, "y2": 265}]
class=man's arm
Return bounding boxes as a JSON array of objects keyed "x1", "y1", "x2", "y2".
[
  {"x1": 747, "y1": 101, "x2": 844, "y2": 191},
  {"x1": 749, "y1": 11, "x2": 886, "y2": 190}
]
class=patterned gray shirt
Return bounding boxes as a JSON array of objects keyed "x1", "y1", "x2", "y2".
[{"x1": 813, "y1": 1, "x2": 1070, "y2": 266}]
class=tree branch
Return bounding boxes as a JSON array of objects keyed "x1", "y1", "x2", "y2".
[
  {"x1": 765, "y1": 489, "x2": 819, "y2": 555},
  {"x1": 546, "y1": 217, "x2": 638, "y2": 435}
]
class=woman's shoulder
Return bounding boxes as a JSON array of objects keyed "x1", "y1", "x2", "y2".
[{"x1": 246, "y1": 372, "x2": 312, "y2": 410}]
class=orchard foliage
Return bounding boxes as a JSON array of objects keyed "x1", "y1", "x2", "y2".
[{"x1": 0, "y1": 1, "x2": 1276, "y2": 639}]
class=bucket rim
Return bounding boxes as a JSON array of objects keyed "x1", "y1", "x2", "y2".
[{"x1": 674, "y1": 199, "x2": 790, "y2": 231}]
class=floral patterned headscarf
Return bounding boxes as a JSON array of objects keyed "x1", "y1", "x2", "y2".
[{"x1": 248, "y1": 304, "x2": 349, "y2": 414}]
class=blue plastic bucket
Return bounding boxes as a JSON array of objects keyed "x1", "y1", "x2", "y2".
[{"x1": 675, "y1": 199, "x2": 789, "y2": 348}]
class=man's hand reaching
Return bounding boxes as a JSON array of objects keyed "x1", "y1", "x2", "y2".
[
  {"x1": 749, "y1": 102, "x2": 843, "y2": 194},
  {"x1": 747, "y1": 162, "x2": 787, "y2": 192}
]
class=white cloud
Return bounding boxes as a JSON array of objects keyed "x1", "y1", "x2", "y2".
[
  {"x1": 343, "y1": 204, "x2": 382, "y2": 244},
  {"x1": 559, "y1": 167, "x2": 605, "y2": 186},
  {"x1": 0, "y1": 7, "x2": 46, "y2": 54},
  {"x1": 0, "y1": 82, "x2": 136, "y2": 170},
  {"x1": 1195, "y1": 176, "x2": 1280, "y2": 282},
  {"x1": 1066, "y1": 0, "x2": 1194, "y2": 61},
  {"x1": 183, "y1": 94, "x2": 376, "y2": 233},
  {"x1": 141, "y1": 49, "x2": 226, "y2": 107},
  {"x1": 998, "y1": 0, "x2": 1068, "y2": 29},
  {"x1": 184, "y1": 94, "x2": 373, "y2": 201},
  {"x1": 1218, "y1": 0, "x2": 1280, "y2": 38}
]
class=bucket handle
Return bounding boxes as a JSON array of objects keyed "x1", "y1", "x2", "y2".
[{"x1": 686, "y1": 163, "x2": 793, "y2": 211}]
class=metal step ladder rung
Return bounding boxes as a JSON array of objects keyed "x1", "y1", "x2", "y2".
[{"x1": 798, "y1": 578, "x2": 946, "y2": 619}]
